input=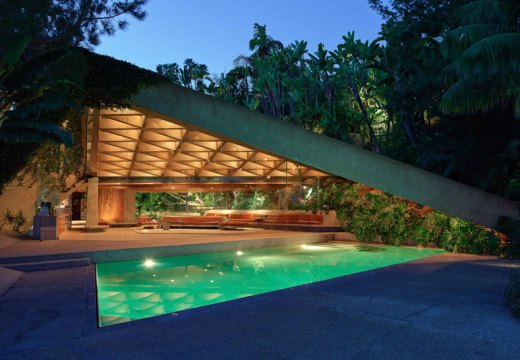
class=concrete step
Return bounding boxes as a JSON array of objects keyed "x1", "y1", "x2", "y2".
[{"x1": 1, "y1": 257, "x2": 91, "y2": 272}]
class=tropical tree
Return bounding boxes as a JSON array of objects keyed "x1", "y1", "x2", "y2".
[
  {"x1": 0, "y1": 208, "x2": 15, "y2": 231},
  {"x1": 307, "y1": 43, "x2": 338, "y2": 134},
  {"x1": 368, "y1": 0, "x2": 468, "y2": 150},
  {"x1": 248, "y1": 23, "x2": 284, "y2": 59},
  {"x1": 157, "y1": 58, "x2": 212, "y2": 92},
  {"x1": 440, "y1": 0, "x2": 520, "y2": 116},
  {"x1": 156, "y1": 62, "x2": 182, "y2": 84},
  {"x1": 212, "y1": 61, "x2": 253, "y2": 107},
  {"x1": 332, "y1": 32, "x2": 384, "y2": 152}
]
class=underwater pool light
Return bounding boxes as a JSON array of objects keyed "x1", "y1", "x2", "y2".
[
  {"x1": 301, "y1": 244, "x2": 326, "y2": 250},
  {"x1": 144, "y1": 259, "x2": 156, "y2": 267}
]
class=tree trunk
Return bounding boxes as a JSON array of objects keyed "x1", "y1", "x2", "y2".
[
  {"x1": 401, "y1": 110, "x2": 417, "y2": 148},
  {"x1": 393, "y1": 75, "x2": 416, "y2": 147},
  {"x1": 349, "y1": 78, "x2": 382, "y2": 153}
]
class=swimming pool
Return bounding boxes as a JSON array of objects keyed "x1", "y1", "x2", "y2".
[{"x1": 96, "y1": 242, "x2": 443, "y2": 327}]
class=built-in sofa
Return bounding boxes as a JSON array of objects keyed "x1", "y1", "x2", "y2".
[{"x1": 137, "y1": 211, "x2": 325, "y2": 230}]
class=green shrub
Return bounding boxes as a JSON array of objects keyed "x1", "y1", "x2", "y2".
[
  {"x1": 439, "y1": 217, "x2": 471, "y2": 253},
  {"x1": 335, "y1": 183, "x2": 365, "y2": 233},
  {"x1": 414, "y1": 212, "x2": 449, "y2": 247},
  {"x1": 12, "y1": 210, "x2": 26, "y2": 233},
  {"x1": 468, "y1": 227, "x2": 501, "y2": 256},
  {"x1": 1, "y1": 209, "x2": 27, "y2": 233},
  {"x1": 505, "y1": 268, "x2": 520, "y2": 318},
  {"x1": 0, "y1": 208, "x2": 15, "y2": 231},
  {"x1": 439, "y1": 217, "x2": 501, "y2": 255},
  {"x1": 351, "y1": 212, "x2": 379, "y2": 242},
  {"x1": 376, "y1": 199, "x2": 414, "y2": 246},
  {"x1": 329, "y1": 183, "x2": 503, "y2": 255}
]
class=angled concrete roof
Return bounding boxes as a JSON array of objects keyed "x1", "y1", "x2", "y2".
[{"x1": 96, "y1": 82, "x2": 518, "y2": 227}]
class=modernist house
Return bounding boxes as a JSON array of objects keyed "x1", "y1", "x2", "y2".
[
  {"x1": 1, "y1": 55, "x2": 515, "y2": 232},
  {"x1": 70, "y1": 80, "x2": 516, "y2": 228}
]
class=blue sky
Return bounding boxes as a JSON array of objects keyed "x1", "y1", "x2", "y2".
[{"x1": 95, "y1": 0, "x2": 385, "y2": 75}]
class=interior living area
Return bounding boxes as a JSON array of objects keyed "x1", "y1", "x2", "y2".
[{"x1": 75, "y1": 106, "x2": 340, "y2": 233}]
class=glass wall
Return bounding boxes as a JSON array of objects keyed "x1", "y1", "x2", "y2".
[{"x1": 134, "y1": 163, "x2": 333, "y2": 218}]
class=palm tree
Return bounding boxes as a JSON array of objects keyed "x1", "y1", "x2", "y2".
[
  {"x1": 247, "y1": 27, "x2": 284, "y2": 118},
  {"x1": 213, "y1": 59, "x2": 253, "y2": 106},
  {"x1": 332, "y1": 32, "x2": 384, "y2": 153},
  {"x1": 156, "y1": 62, "x2": 182, "y2": 84},
  {"x1": 248, "y1": 23, "x2": 283, "y2": 59},
  {"x1": 181, "y1": 58, "x2": 211, "y2": 92},
  {"x1": 157, "y1": 58, "x2": 212, "y2": 93},
  {"x1": 308, "y1": 43, "x2": 336, "y2": 122},
  {"x1": 441, "y1": 0, "x2": 520, "y2": 115}
]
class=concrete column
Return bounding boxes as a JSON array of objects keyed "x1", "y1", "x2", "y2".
[
  {"x1": 86, "y1": 177, "x2": 99, "y2": 225},
  {"x1": 124, "y1": 188, "x2": 136, "y2": 222}
]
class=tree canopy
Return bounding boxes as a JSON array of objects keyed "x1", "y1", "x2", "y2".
[
  {"x1": 157, "y1": 0, "x2": 520, "y2": 198},
  {"x1": 0, "y1": 0, "x2": 151, "y2": 193}
]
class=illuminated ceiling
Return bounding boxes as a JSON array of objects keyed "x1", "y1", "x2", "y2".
[{"x1": 86, "y1": 108, "x2": 329, "y2": 183}]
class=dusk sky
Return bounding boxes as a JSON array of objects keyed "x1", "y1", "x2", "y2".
[{"x1": 95, "y1": 0, "x2": 385, "y2": 75}]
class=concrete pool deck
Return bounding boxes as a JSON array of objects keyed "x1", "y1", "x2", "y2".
[
  {"x1": 0, "y1": 231, "x2": 519, "y2": 359},
  {"x1": 0, "y1": 228, "x2": 333, "y2": 264}
]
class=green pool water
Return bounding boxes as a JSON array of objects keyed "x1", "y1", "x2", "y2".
[{"x1": 96, "y1": 242, "x2": 443, "y2": 327}]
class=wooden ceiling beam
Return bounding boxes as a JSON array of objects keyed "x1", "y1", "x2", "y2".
[
  {"x1": 100, "y1": 115, "x2": 142, "y2": 128},
  {"x1": 101, "y1": 129, "x2": 140, "y2": 140},
  {"x1": 232, "y1": 150, "x2": 259, "y2": 176},
  {"x1": 196, "y1": 140, "x2": 226, "y2": 176},
  {"x1": 160, "y1": 128, "x2": 188, "y2": 176},
  {"x1": 127, "y1": 115, "x2": 149, "y2": 176}
]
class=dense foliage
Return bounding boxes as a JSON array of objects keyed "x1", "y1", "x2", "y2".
[
  {"x1": 0, "y1": 1, "x2": 152, "y2": 193},
  {"x1": 302, "y1": 182, "x2": 502, "y2": 255},
  {"x1": 440, "y1": 0, "x2": 520, "y2": 115},
  {"x1": 81, "y1": 50, "x2": 166, "y2": 109},
  {"x1": 157, "y1": 0, "x2": 520, "y2": 197}
]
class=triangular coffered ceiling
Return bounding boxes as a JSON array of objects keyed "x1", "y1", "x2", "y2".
[{"x1": 87, "y1": 108, "x2": 330, "y2": 185}]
